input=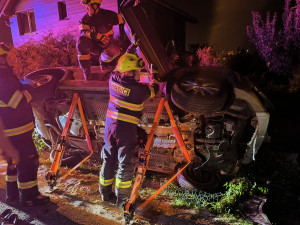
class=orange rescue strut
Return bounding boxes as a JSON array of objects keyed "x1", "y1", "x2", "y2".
[
  {"x1": 45, "y1": 93, "x2": 93, "y2": 190},
  {"x1": 124, "y1": 97, "x2": 191, "y2": 223}
]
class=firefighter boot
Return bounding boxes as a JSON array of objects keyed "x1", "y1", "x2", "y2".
[
  {"x1": 20, "y1": 193, "x2": 50, "y2": 206},
  {"x1": 5, "y1": 182, "x2": 19, "y2": 203},
  {"x1": 99, "y1": 182, "x2": 115, "y2": 203},
  {"x1": 6, "y1": 166, "x2": 19, "y2": 203}
]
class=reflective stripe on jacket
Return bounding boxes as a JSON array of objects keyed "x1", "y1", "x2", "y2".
[
  {"x1": 107, "y1": 109, "x2": 139, "y2": 124},
  {"x1": 0, "y1": 67, "x2": 35, "y2": 135},
  {"x1": 107, "y1": 73, "x2": 159, "y2": 124},
  {"x1": 0, "y1": 90, "x2": 32, "y2": 108},
  {"x1": 4, "y1": 121, "x2": 35, "y2": 137}
]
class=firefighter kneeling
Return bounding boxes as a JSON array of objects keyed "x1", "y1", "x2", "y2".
[
  {"x1": 0, "y1": 43, "x2": 50, "y2": 206},
  {"x1": 99, "y1": 53, "x2": 159, "y2": 207}
]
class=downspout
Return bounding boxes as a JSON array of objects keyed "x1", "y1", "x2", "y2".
[{"x1": 0, "y1": 0, "x2": 12, "y2": 19}]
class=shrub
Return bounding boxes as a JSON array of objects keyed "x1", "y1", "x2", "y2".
[
  {"x1": 209, "y1": 177, "x2": 268, "y2": 214},
  {"x1": 247, "y1": 0, "x2": 300, "y2": 77},
  {"x1": 8, "y1": 33, "x2": 78, "y2": 78},
  {"x1": 183, "y1": 44, "x2": 220, "y2": 67}
]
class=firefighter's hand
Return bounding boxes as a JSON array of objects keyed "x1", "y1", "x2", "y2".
[
  {"x1": 0, "y1": 145, "x2": 20, "y2": 164},
  {"x1": 149, "y1": 64, "x2": 158, "y2": 74},
  {"x1": 137, "y1": 126, "x2": 148, "y2": 148}
]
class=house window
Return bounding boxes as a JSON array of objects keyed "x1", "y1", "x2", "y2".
[
  {"x1": 57, "y1": 1, "x2": 67, "y2": 20},
  {"x1": 16, "y1": 10, "x2": 36, "y2": 35}
]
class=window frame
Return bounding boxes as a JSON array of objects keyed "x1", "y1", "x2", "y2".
[
  {"x1": 57, "y1": 1, "x2": 68, "y2": 20},
  {"x1": 16, "y1": 9, "x2": 37, "y2": 36}
]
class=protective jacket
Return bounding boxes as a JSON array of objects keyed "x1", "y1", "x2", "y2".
[
  {"x1": 100, "y1": 72, "x2": 159, "y2": 203},
  {"x1": 79, "y1": 9, "x2": 123, "y2": 47},
  {"x1": 0, "y1": 66, "x2": 39, "y2": 200},
  {"x1": 77, "y1": 9, "x2": 124, "y2": 78},
  {"x1": 107, "y1": 73, "x2": 158, "y2": 124}
]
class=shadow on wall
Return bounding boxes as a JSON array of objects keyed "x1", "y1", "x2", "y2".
[{"x1": 0, "y1": 20, "x2": 13, "y2": 45}]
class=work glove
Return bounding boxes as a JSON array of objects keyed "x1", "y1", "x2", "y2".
[
  {"x1": 137, "y1": 126, "x2": 148, "y2": 148},
  {"x1": 149, "y1": 64, "x2": 159, "y2": 81}
]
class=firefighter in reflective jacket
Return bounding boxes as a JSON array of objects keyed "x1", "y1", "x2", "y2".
[
  {"x1": 0, "y1": 43, "x2": 49, "y2": 206},
  {"x1": 100, "y1": 53, "x2": 159, "y2": 206},
  {"x1": 77, "y1": 0, "x2": 124, "y2": 80}
]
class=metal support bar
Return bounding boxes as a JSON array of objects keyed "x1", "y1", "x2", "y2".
[
  {"x1": 124, "y1": 98, "x2": 191, "y2": 223},
  {"x1": 45, "y1": 93, "x2": 93, "y2": 189}
]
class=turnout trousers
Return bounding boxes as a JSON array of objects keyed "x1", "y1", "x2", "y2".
[
  {"x1": 100, "y1": 117, "x2": 138, "y2": 202},
  {"x1": 77, "y1": 36, "x2": 104, "y2": 74},
  {"x1": 6, "y1": 130, "x2": 40, "y2": 200}
]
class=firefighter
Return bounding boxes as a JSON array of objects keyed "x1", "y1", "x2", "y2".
[
  {"x1": 0, "y1": 43, "x2": 50, "y2": 206},
  {"x1": 100, "y1": 53, "x2": 159, "y2": 207},
  {"x1": 77, "y1": 0, "x2": 124, "y2": 80}
]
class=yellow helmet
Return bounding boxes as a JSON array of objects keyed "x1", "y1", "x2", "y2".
[
  {"x1": 81, "y1": 0, "x2": 102, "y2": 5},
  {"x1": 116, "y1": 53, "x2": 144, "y2": 73},
  {"x1": 0, "y1": 42, "x2": 10, "y2": 56}
]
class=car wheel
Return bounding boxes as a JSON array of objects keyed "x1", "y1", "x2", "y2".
[
  {"x1": 23, "y1": 68, "x2": 65, "y2": 102},
  {"x1": 170, "y1": 67, "x2": 234, "y2": 115},
  {"x1": 164, "y1": 72, "x2": 189, "y2": 118},
  {"x1": 177, "y1": 164, "x2": 221, "y2": 193}
]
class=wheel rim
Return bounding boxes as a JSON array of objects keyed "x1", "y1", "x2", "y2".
[
  {"x1": 30, "y1": 75, "x2": 53, "y2": 88},
  {"x1": 179, "y1": 79, "x2": 220, "y2": 96}
]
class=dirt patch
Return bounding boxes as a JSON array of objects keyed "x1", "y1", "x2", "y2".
[{"x1": 0, "y1": 150, "x2": 245, "y2": 225}]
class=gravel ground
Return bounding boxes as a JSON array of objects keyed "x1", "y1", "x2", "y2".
[{"x1": 0, "y1": 153, "x2": 246, "y2": 225}]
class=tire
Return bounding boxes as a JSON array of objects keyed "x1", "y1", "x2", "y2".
[
  {"x1": 23, "y1": 68, "x2": 66, "y2": 102},
  {"x1": 164, "y1": 72, "x2": 189, "y2": 118},
  {"x1": 170, "y1": 67, "x2": 235, "y2": 115},
  {"x1": 177, "y1": 164, "x2": 221, "y2": 193}
]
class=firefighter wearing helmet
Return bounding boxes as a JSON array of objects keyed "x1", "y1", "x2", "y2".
[
  {"x1": 99, "y1": 53, "x2": 159, "y2": 207},
  {"x1": 77, "y1": 0, "x2": 124, "y2": 80},
  {"x1": 0, "y1": 43, "x2": 50, "y2": 206}
]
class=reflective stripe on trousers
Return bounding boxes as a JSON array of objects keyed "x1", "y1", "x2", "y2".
[
  {"x1": 116, "y1": 178, "x2": 132, "y2": 189},
  {"x1": 99, "y1": 117, "x2": 138, "y2": 200},
  {"x1": 99, "y1": 177, "x2": 114, "y2": 186},
  {"x1": 6, "y1": 130, "x2": 40, "y2": 199},
  {"x1": 6, "y1": 175, "x2": 17, "y2": 182}
]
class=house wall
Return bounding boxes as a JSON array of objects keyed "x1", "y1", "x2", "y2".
[{"x1": 10, "y1": 0, "x2": 119, "y2": 46}]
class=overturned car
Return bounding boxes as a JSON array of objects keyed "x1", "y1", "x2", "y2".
[{"x1": 24, "y1": 2, "x2": 270, "y2": 192}]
